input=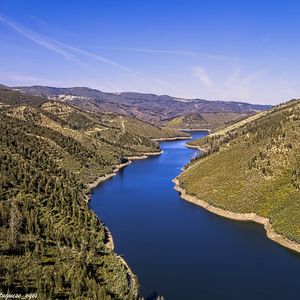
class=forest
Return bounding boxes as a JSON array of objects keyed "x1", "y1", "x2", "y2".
[{"x1": 0, "y1": 88, "x2": 175, "y2": 299}]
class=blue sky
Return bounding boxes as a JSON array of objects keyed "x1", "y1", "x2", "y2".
[{"x1": 0, "y1": 0, "x2": 300, "y2": 104}]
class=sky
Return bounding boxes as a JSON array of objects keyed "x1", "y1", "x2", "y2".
[{"x1": 0, "y1": 0, "x2": 300, "y2": 104}]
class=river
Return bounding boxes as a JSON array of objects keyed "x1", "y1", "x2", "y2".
[{"x1": 90, "y1": 131, "x2": 300, "y2": 300}]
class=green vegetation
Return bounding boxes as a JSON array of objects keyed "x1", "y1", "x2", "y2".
[
  {"x1": 164, "y1": 112, "x2": 249, "y2": 131},
  {"x1": 0, "y1": 88, "x2": 176, "y2": 299},
  {"x1": 16, "y1": 85, "x2": 271, "y2": 126},
  {"x1": 179, "y1": 100, "x2": 300, "y2": 244}
]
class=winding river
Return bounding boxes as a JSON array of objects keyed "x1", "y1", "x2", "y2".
[{"x1": 90, "y1": 131, "x2": 300, "y2": 300}]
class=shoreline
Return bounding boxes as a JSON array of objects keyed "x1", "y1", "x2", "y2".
[
  {"x1": 173, "y1": 178, "x2": 300, "y2": 254},
  {"x1": 86, "y1": 159, "x2": 139, "y2": 296},
  {"x1": 117, "y1": 255, "x2": 139, "y2": 296},
  {"x1": 87, "y1": 136, "x2": 189, "y2": 190},
  {"x1": 86, "y1": 152, "x2": 163, "y2": 295},
  {"x1": 152, "y1": 135, "x2": 191, "y2": 141},
  {"x1": 87, "y1": 162, "x2": 131, "y2": 190},
  {"x1": 103, "y1": 226, "x2": 138, "y2": 296},
  {"x1": 87, "y1": 151, "x2": 163, "y2": 190},
  {"x1": 87, "y1": 136, "x2": 187, "y2": 297},
  {"x1": 104, "y1": 225, "x2": 115, "y2": 250},
  {"x1": 185, "y1": 143, "x2": 206, "y2": 152},
  {"x1": 127, "y1": 150, "x2": 163, "y2": 160},
  {"x1": 180, "y1": 128, "x2": 211, "y2": 132}
]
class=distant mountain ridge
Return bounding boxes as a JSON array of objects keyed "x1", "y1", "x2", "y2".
[{"x1": 13, "y1": 85, "x2": 272, "y2": 129}]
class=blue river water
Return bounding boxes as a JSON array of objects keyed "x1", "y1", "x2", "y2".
[{"x1": 90, "y1": 131, "x2": 300, "y2": 300}]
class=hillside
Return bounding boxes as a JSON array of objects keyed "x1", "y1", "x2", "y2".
[
  {"x1": 0, "y1": 88, "x2": 185, "y2": 299},
  {"x1": 164, "y1": 112, "x2": 251, "y2": 131},
  {"x1": 176, "y1": 100, "x2": 300, "y2": 251},
  {"x1": 14, "y1": 85, "x2": 271, "y2": 129}
]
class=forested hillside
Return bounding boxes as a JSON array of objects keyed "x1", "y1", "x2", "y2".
[
  {"x1": 15, "y1": 85, "x2": 271, "y2": 129},
  {"x1": 0, "y1": 88, "x2": 182, "y2": 299},
  {"x1": 177, "y1": 100, "x2": 300, "y2": 247}
]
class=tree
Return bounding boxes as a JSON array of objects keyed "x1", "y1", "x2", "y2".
[{"x1": 9, "y1": 199, "x2": 23, "y2": 249}]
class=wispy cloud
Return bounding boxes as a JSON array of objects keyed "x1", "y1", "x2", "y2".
[
  {"x1": 280, "y1": 79, "x2": 296, "y2": 95},
  {"x1": 0, "y1": 13, "x2": 178, "y2": 91},
  {"x1": 54, "y1": 40, "x2": 143, "y2": 78},
  {"x1": 0, "y1": 14, "x2": 81, "y2": 64},
  {"x1": 193, "y1": 65, "x2": 213, "y2": 88},
  {"x1": 90, "y1": 46, "x2": 238, "y2": 62},
  {"x1": 0, "y1": 71, "x2": 61, "y2": 85},
  {"x1": 223, "y1": 67, "x2": 267, "y2": 98},
  {"x1": 58, "y1": 42, "x2": 180, "y2": 91},
  {"x1": 26, "y1": 14, "x2": 49, "y2": 26}
]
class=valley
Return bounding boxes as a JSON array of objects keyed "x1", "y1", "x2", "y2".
[
  {"x1": 0, "y1": 86, "x2": 299, "y2": 299},
  {"x1": 0, "y1": 87, "x2": 186, "y2": 299},
  {"x1": 2, "y1": 2, "x2": 300, "y2": 299},
  {"x1": 13, "y1": 85, "x2": 271, "y2": 131}
]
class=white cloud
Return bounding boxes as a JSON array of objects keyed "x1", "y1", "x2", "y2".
[
  {"x1": 223, "y1": 67, "x2": 267, "y2": 99},
  {"x1": 90, "y1": 46, "x2": 238, "y2": 62},
  {"x1": 193, "y1": 65, "x2": 213, "y2": 88},
  {"x1": 0, "y1": 13, "x2": 178, "y2": 91},
  {"x1": 0, "y1": 14, "x2": 81, "y2": 64},
  {"x1": 0, "y1": 71, "x2": 62, "y2": 86}
]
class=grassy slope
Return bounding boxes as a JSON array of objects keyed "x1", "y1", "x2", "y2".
[
  {"x1": 178, "y1": 100, "x2": 300, "y2": 244},
  {"x1": 106, "y1": 115, "x2": 189, "y2": 140},
  {"x1": 163, "y1": 112, "x2": 251, "y2": 131},
  {"x1": 0, "y1": 89, "x2": 182, "y2": 299}
]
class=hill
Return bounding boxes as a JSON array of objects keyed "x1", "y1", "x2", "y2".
[
  {"x1": 0, "y1": 88, "x2": 186, "y2": 299},
  {"x1": 164, "y1": 112, "x2": 251, "y2": 131},
  {"x1": 175, "y1": 100, "x2": 300, "y2": 252},
  {"x1": 13, "y1": 85, "x2": 271, "y2": 129}
]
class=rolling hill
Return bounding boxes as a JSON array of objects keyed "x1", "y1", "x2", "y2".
[
  {"x1": 175, "y1": 100, "x2": 300, "y2": 252},
  {"x1": 0, "y1": 87, "x2": 187, "y2": 299},
  {"x1": 13, "y1": 85, "x2": 271, "y2": 130},
  {"x1": 163, "y1": 111, "x2": 252, "y2": 131}
]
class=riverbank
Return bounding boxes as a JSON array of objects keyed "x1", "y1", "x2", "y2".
[
  {"x1": 173, "y1": 178, "x2": 300, "y2": 254},
  {"x1": 117, "y1": 255, "x2": 139, "y2": 296},
  {"x1": 85, "y1": 161, "x2": 139, "y2": 296},
  {"x1": 86, "y1": 134, "x2": 201, "y2": 298},
  {"x1": 87, "y1": 162, "x2": 131, "y2": 189},
  {"x1": 185, "y1": 143, "x2": 206, "y2": 152},
  {"x1": 152, "y1": 135, "x2": 191, "y2": 141},
  {"x1": 104, "y1": 225, "x2": 115, "y2": 250},
  {"x1": 87, "y1": 151, "x2": 163, "y2": 190},
  {"x1": 87, "y1": 137, "x2": 188, "y2": 297},
  {"x1": 127, "y1": 150, "x2": 163, "y2": 160},
  {"x1": 86, "y1": 150, "x2": 166, "y2": 297},
  {"x1": 180, "y1": 128, "x2": 212, "y2": 132},
  {"x1": 87, "y1": 135, "x2": 191, "y2": 190},
  {"x1": 103, "y1": 225, "x2": 138, "y2": 296}
]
